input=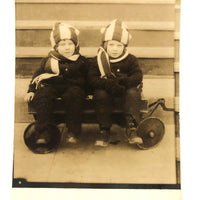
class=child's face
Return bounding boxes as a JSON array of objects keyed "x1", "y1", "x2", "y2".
[
  {"x1": 56, "y1": 39, "x2": 75, "y2": 57},
  {"x1": 106, "y1": 40, "x2": 125, "y2": 58}
]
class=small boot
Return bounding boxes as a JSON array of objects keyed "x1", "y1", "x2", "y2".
[
  {"x1": 34, "y1": 122, "x2": 51, "y2": 144},
  {"x1": 126, "y1": 115, "x2": 143, "y2": 145},
  {"x1": 66, "y1": 132, "x2": 79, "y2": 144},
  {"x1": 95, "y1": 129, "x2": 110, "y2": 147},
  {"x1": 36, "y1": 130, "x2": 49, "y2": 144},
  {"x1": 128, "y1": 128, "x2": 143, "y2": 144}
]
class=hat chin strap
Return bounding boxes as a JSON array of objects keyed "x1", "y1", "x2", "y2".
[
  {"x1": 64, "y1": 54, "x2": 80, "y2": 61},
  {"x1": 109, "y1": 49, "x2": 129, "y2": 63},
  {"x1": 50, "y1": 49, "x2": 80, "y2": 61}
]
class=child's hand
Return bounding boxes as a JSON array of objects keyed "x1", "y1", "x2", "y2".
[
  {"x1": 24, "y1": 92, "x2": 35, "y2": 103},
  {"x1": 105, "y1": 78, "x2": 118, "y2": 86},
  {"x1": 105, "y1": 79, "x2": 125, "y2": 96},
  {"x1": 118, "y1": 77, "x2": 128, "y2": 86},
  {"x1": 110, "y1": 84, "x2": 125, "y2": 96}
]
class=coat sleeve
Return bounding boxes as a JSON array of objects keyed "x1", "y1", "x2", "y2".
[
  {"x1": 87, "y1": 58, "x2": 107, "y2": 90},
  {"x1": 120, "y1": 55, "x2": 143, "y2": 88},
  {"x1": 27, "y1": 57, "x2": 48, "y2": 93}
]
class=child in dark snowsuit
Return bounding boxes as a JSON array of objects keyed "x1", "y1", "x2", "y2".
[
  {"x1": 24, "y1": 22, "x2": 88, "y2": 144},
  {"x1": 88, "y1": 19, "x2": 143, "y2": 147}
]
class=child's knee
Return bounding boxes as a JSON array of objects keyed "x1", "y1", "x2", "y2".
[
  {"x1": 126, "y1": 87, "x2": 141, "y2": 99},
  {"x1": 94, "y1": 89, "x2": 110, "y2": 101},
  {"x1": 62, "y1": 86, "x2": 85, "y2": 101},
  {"x1": 33, "y1": 87, "x2": 56, "y2": 102}
]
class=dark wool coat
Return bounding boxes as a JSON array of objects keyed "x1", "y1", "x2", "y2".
[
  {"x1": 28, "y1": 55, "x2": 88, "y2": 93},
  {"x1": 88, "y1": 54, "x2": 143, "y2": 91}
]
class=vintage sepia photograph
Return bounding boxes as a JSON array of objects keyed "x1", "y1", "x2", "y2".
[{"x1": 13, "y1": 0, "x2": 181, "y2": 192}]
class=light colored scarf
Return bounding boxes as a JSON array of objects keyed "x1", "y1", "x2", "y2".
[
  {"x1": 32, "y1": 50, "x2": 80, "y2": 89},
  {"x1": 97, "y1": 47, "x2": 129, "y2": 79}
]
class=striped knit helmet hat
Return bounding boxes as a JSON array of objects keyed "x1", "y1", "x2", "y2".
[
  {"x1": 50, "y1": 22, "x2": 80, "y2": 50},
  {"x1": 101, "y1": 19, "x2": 132, "y2": 46}
]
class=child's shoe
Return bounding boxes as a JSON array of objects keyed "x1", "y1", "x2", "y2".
[
  {"x1": 125, "y1": 115, "x2": 143, "y2": 144},
  {"x1": 66, "y1": 132, "x2": 79, "y2": 144},
  {"x1": 36, "y1": 138, "x2": 48, "y2": 144},
  {"x1": 94, "y1": 129, "x2": 110, "y2": 147},
  {"x1": 36, "y1": 129, "x2": 50, "y2": 144},
  {"x1": 128, "y1": 128, "x2": 143, "y2": 145}
]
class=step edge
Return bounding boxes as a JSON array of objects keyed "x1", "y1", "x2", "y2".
[
  {"x1": 15, "y1": 0, "x2": 176, "y2": 5},
  {"x1": 16, "y1": 20, "x2": 175, "y2": 31}
]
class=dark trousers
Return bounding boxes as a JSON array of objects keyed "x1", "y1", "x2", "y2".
[
  {"x1": 93, "y1": 87, "x2": 141, "y2": 130},
  {"x1": 32, "y1": 85, "x2": 85, "y2": 138}
]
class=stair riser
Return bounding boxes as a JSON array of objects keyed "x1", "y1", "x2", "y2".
[
  {"x1": 16, "y1": 58, "x2": 174, "y2": 77},
  {"x1": 16, "y1": 30, "x2": 174, "y2": 47},
  {"x1": 16, "y1": 4, "x2": 175, "y2": 21},
  {"x1": 16, "y1": 47, "x2": 175, "y2": 58}
]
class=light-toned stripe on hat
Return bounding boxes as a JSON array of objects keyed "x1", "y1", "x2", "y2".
[
  {"x1": 59, "y1": 24, "x2": 71, "y2": 41},
  {"x1": 121, "y1": 26, "x2": 129, "y2": 45},
  {"x1": 53, "y1": 23, "x2": 61, "y2": 44},
  {"x1": 104, "y1": 20, "x2": 116, "y2": 41},
  {"x1": 50, "y1": 30, "x2": 56, "y2": 48}
]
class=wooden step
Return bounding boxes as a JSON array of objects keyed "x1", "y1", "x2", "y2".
[
  {"x1": 15, "y1": 0, "x2": 176, "y2": 4},
  {"x1": 16, "y1": 20, "x2": 175, "y2": 31},
  {"x1": 15, "y1": 47, "x2": 175, "y2": 58},
  {"x1": 16, "y1": 29, "x2": 174, "y2": 47},
  {"x1": 15, "y1": 58, "x2": 174, "y2": 78},
  {"x1": 15, "y1": 3, "x2": 175, "y2": 21}
]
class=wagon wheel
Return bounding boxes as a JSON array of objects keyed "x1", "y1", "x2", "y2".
[
  {"x1": 24, "y1": 123, "x2": 61, "y2": 154},
  {"x1": 136, "y1": 117, "x2": 165, "y2": 150}
]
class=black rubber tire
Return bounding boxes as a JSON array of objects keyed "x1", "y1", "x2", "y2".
[
  {"x1": 136, "y1": 117, "x2": 165, "y2": 150},
  {"x1": 24, "y1": 122, "x2": 61, "y2": 154}
]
